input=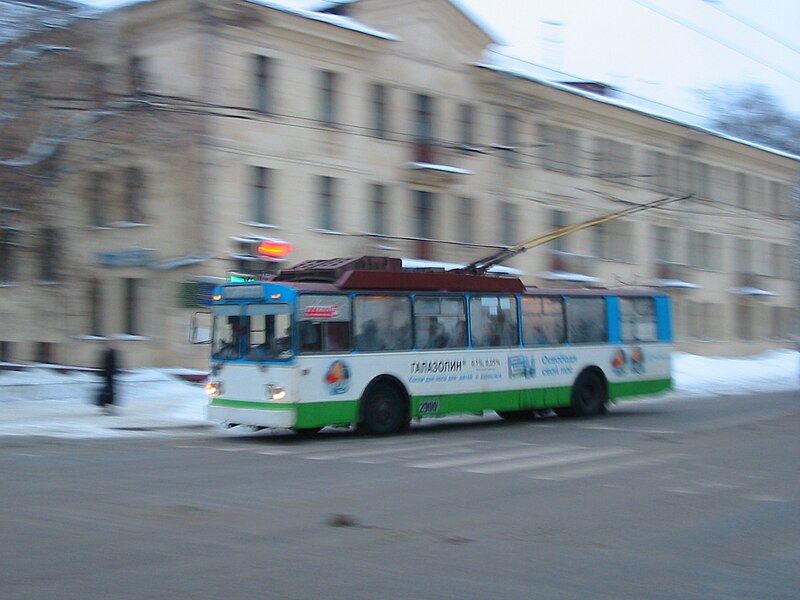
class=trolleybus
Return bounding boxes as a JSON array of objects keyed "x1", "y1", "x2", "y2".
[{"x1": 204, "y1": 256, "x2": 672, "y2": 435}]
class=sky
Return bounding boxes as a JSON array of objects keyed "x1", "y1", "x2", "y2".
[
  {"x1": 457, "y1": 0, "x2": 800, "y2": 118},
  {"x1": 78, "y1": 0, "x2": 800, "y2": 120},
  {"x1": 0, "y1": 351, "x2": 797, "y2": 438}
]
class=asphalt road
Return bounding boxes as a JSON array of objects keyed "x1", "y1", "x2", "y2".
[{"x1": 1, "y1": 390, "x2": 798, "y2": 600}]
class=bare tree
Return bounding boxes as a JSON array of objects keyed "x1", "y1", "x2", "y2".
[{"x1": 696, "y1": 83, "x2": 800, "y2": 156}]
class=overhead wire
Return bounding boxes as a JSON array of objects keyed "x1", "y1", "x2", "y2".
[{"x1": 631, "y1": 0, "x2": 800, "y2": 85}]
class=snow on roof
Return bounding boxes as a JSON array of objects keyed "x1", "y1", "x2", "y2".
[
  {"x1": 401, "y1": 257, "x2": 523, "y2": 276},
  {"x1": 539, "y1": 271, "x2": 603, "y2": 284},
  {"x1": 478, "y1": 57, "x2": 800, "y2": 163},
  {"x1": 651, "y1": 279, "x2": 701, "y2": 290},
  {"x1": 78, "y1": 0, "x2": 397, "y2": 40},
  {"x1": 730, "y1": 286, "x2": 776, "y2": 297},
  {"x1": 403, "y1": 162, "x2": 473, "y2": 175},
  {"x1": 246, "y1": 0, "x2": 399, "y2": 40}
]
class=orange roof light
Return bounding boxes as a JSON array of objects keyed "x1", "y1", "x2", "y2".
[{"x1": 257, "y1": 240, "x2": 294, "y2": 259}]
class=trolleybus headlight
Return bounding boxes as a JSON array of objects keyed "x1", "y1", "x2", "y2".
[
  {"x1": 205, "y1": 381, "x2": 222, "y2": 397},
  {"x1": 266, "y1": 385, "x2": 287, "y2": 402}
]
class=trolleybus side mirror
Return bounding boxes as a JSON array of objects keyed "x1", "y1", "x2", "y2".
[{"x1": 189, "y1": 311, "x2": 211, "y2": 344}]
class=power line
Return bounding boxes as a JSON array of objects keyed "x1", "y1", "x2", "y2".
[
  {"x1": 631, "y1": 0, "x2": 800, "y2": 85},
  {"x1": 701, "y1": 0, "x2": 800, "y2": 56}
]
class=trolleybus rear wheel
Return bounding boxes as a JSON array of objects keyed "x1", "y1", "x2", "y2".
[{"x1": 559, "y1": 369, "x2": 607, "y2": 417}]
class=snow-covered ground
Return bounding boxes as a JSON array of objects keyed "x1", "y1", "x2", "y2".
[{"x1": 0, "y1": 351, "x2": 797, "y2": 439}]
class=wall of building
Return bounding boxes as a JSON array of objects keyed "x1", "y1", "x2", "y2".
[{"x1": 0, "y1": 0, "x2": 796, "y2": 369}]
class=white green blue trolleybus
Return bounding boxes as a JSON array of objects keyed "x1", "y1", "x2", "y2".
[{"x1": 205, "y1": 256, "x2": 672, "y2": 435}]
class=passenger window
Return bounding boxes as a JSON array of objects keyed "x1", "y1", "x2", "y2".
[
  {"x1": 355, "y1": 295, "x2": 412, "y2": 352},
  {"x1": 619, "y1": 297, "x2": 657, "y2": 342},
  {"x1": 522, "y1": 296, "x2": 565, "y2": 346},
  {"x1": 413, "y1": 296, "x2": 467, "y2": 349},
  {"x1": 565, "y1": 297, "x2": 607, "y2": 343},
  {"x1": 469, "y1": 296, "x2": 518, "y2": 348},
  {"x1": 297, "y1": 294, "x2": 352, "y2": 354}
]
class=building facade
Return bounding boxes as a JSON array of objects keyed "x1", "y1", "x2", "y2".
[{"x1": 0, "y1": 0, "x2": 797, "y2": 369}]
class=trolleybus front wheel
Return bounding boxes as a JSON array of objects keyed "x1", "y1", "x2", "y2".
[{"x1": 358, "y1": 382, "x2": 407, "y2": 435}]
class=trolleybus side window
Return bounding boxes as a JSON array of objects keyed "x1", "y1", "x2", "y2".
[
  {"x1": 469, "y1": 296, "x2": 519, "y2": 348},
  {"x1": 297, "y1": 294, "x2": 353, "y2": 353},
  {"x1": 521, "y1": 296, "x2": 565, "y2": 346},
  {"x1": 355, "y1": 295, "x2": 412, "y2": 352},
  {"x1": 245, "y1": 304, "x2": 293, "y2": 361},
  {"x1": 413, "y1": 296, "x2": 468, "y2": 349},
  {"x1": 619, "y1": 297, "x2": 657, "y2": 342},
  {"x1": 565, "y1": 296, "x2": 607, "y2": 343}
]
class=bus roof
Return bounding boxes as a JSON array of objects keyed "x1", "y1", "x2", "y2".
[{"x1": 242, "y1": 256, "x2": 668, "y2": 296}]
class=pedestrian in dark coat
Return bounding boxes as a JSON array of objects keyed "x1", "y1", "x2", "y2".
[{"x1": 97, "y1": 345, "x2": 119, "y2": 414}]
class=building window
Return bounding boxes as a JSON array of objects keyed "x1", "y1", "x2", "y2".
[
  {"x1": 458, "y1": 197, "x2": 474, "y2": 243},
  {"x1": 88, "y1": 171, "x2": 106, "y2": 227},
  {"x1": 319, "y1": 70, "x2": 338, "y2": 126},
  {"x1": 251, "y1": 166, "x2": 273, "y2": 224},
  {"x1": 596, "y1": 138, "x2": 632, "y2": 181},
  {"x1": 93, "y1": 63, "x2": 109, "y2": 103},
  {"x1": 89, "y1": 278, "x2": 103, "y2": 336},
  {"x1": 645, "y1": 150, "x2": 677, "y2": 193},
  {"x1": 254, "y1": 55, "x2": 273, "y2": 113},
  {"x1": 414, "y1": 190, "x2": 434, "y2": 259},
  {"x1": 35, "y1": 342, "x2": 54, "y2": 364},
  {"x1": 415, "y1": 94, "x2": 434, "y2": 142},
  {"x1": 652, "y1": 225, "x2": 672, "y2": 264},
  {"x1": 500, "y1": 200, "x2": 516, "y2": 245},
  {"x1": 610, "y1": 221, "x2": 632, "y2": 262},
  {"x1": 123, "y1": 278, "x2": 140, "y2": 335},
  {"x1": 124, "y1": 167, "x2": 146, "y2": 223},
  {"x1": 549, "y1": 209, "x2": 567, "y2": 252},
  {"x1": 129, "y1": 55, "x2": 146, "y2": 94},
  {"x1": 687, "y1": 301, "x2": 722, "y2": 340},
  {"x1": 372, "y1": 83, "x2": 388, "y2": 138},
  {"x1": 369, "y1": 183, "x2": 387, "y2": 235},
  {"x1": 0, "y1": 340, "x2": 13, "y2": 362},
  {"x1": 594, "y1": 221, "x2": 632, "y2": 262},
  {"x1": 676, "y1": 158, "x2": 708, "y2": 198},
  {"x1": 736, "y1": 172, "x2": 749, "y2": 210},
  {"x1": 459, "y1": 103, "x2": 476, "y2": 148},
  {"x1": 735, "y1": 302, "x2": 754, "y2": 340},
  {"x1": 414, "y1": 190, "x2": 434, "y2": 239},
  {"x1": 318, "y1": 176, "x2": 336, "y2": 231},
  {"x1": 769, "y1": 181, "x2": 790, "y2": 217},
  {"x1": 0, "y1": 208, "x2": 18, "y2": 282},
  {"x1": 412, "y1": 94, "x2": 435, "y2": 163},
  {"x1": 38, "y1": 227, "x2": 61, "y2": 282},
  {"x1": 734, "y1": 237, "x2": 753, "y2": 274},
  {"x1": 500, "y1": 111, "x2": 517, "y2": 165},
  {"x1": 539, "y1": 123, "x2": 580, "y2": 173}
]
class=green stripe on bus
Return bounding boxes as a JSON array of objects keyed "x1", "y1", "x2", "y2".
[
  {"x1": 412, "y1": 385, "x2": 573, "y2": 417},
  {"x1": 210, "y1": 398, "x2": 295, "y2": 411},
  {"x1": 212, "y1": 377, "x2": 671, "y2": 428},
  {"x1": 609, "y1": 378, "x2": 672, "y2": 399}
]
